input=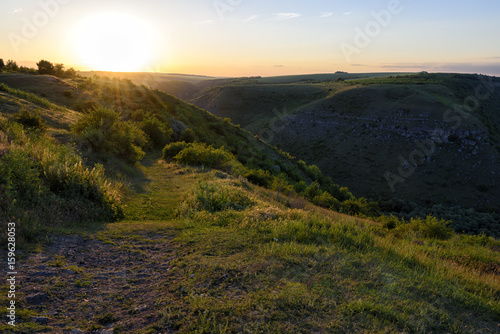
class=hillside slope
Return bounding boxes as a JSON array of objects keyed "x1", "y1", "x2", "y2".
[
  {"x1": 190, "y1": 73, "x2": 500, "y2": 213},
  {"x1": 0, "y1": 72, "x2": 499, "y2": 333},
  {"x1": 3, "y1": 159, "x2": 500, "y2": 333}
]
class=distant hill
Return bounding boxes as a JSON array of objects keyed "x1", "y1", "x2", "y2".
[
  {"x1": 78, "y1": 71, "x2": 224, "y2": 100},
  {"x1": 188, "y1": 73, "x2": 500, "y2": 219}
]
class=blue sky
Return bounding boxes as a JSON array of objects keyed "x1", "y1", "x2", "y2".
[{"x1": 1, "y1": 0, "x2": 499, "y2": 75}]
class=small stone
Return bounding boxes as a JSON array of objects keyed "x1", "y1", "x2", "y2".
[
  {"x1": 26, "y1": 293, "x2": 50, "y2": 305},
  {"x1": 99, "y1": 329, "x2": 114, "y2": 334},
  {"x1": 61, "y1": 269, "x2": 75, "y2": 275},
  {"x1": 32, "y1": 316, "x2": 49, "y2": 324},
  {"x1": 134, "y1": 304, "x2": 148, "y2": 312},
  {"x1": 31, "y1": 271, "x2": 56, "y2": 277},
  {"x1": 71, "y1": 329, "x2": 85, "y2": 334}
]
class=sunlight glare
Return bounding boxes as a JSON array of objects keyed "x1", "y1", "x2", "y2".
[{"x1": 72, "y1": 13, "x2": 155, "y2": 72}]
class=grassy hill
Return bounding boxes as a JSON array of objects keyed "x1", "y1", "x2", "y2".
[
  {"x1": 0, "y1": 71, "x2": 499, "y2": 333},
  {"x1": 189, "y1": 73, "x2": 500, "y2": 236}
]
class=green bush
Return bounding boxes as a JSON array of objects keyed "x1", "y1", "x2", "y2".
[
  {"x1": 173, "y1": 142, "x2": 235, "y2": 171},
  {"x1": 0, "y1": 122, "x2": 123, "y2": 243},
  {"x1": 393, "y1": 215, "x2": 454, "y2": 240},
  {"x1": 304, "y1": 181, "x2": 321, "y2": 199},
  {"x1": 0, "y1": 148, "x2": 46, "y2": 202},
  {"x1": 313, "y1": 191, "x2": 341, "y2": 210},
  {"x1": 72, "y1": 106, "x2": 147, "y2": 163},
  {"x1": 270, "y1": 176, "x2": 294, "y2": 195},
  {"x1": 13, "y1": 108, "x2": 46, "y2": 132},
  {"x1": 378, "y1": 214, "x2": 402, "y2": 230},
  {"x1": 341, "y1": 198, "x2": 380, "y2": 217},
  {"x1": 242, "y1": 168, "x2": 273, "y2": 187},
  {"x1": 179, "y1": 128, "x2": 197, "y2": 143},
  {"x1": 140, "y1": 115, "x2": 173, "y2": 149},
  {"x1": 163, "y1": 141, "x2": 189, "y2": 160},
  {"x1": 191, "y1": 182, "x2": 254, "y2": 213}
]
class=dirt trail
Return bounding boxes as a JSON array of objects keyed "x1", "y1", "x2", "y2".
[{"x1": 15, "y1": 228, "x2": 178, "y2": 333}]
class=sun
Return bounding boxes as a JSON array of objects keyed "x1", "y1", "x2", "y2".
[{"x1": 72, "y1": 13, "x2": 155, "y2": 72}]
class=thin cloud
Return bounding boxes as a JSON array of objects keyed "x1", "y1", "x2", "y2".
[
  {"x1": 244, "y1": 15, "x2": 259, "y2": 22},
  {"x1": 273, "y1": 65, "x2": 285, "y2": 68},
  {"x1": 318, "y1": 12, "x2": 334, "y2": 18},
  {"x1": 194, "y1": 19, "x2": 216, "y2": 26},
  {"x1": 381, "y1": 64, "x2": 427, "y2": 69},
  {"x1": 343, "y1": 11, "x2": 353, "y2": 16},
  {"x1": 8, "y1": 8, "x2": 23, "y2": 14},
  {"x1": 273, "y1": 13, "x2": 302, "y2": 21}
]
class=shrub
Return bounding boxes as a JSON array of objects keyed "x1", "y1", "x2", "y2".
[
  {"x1": 140, "y1": 115, "x2": 173, "y2": 149},
  {"x1": 305, "y1": 164, "x2": 321, "y2": 181},
  {"x1": 163, "y1": 142, "x2": 189, "y2": 160},
  {"x1": 0, "y1": 122, "x2": 123, "y2": 243},
  {"x1": 313, "y1": 191, "x2": 341, "y2": 210},
  {"x1": 180, "y1": 128, "x2": 197, "y2": 143},
  {"x1": 72, "y1": 106, "x2": 147, "y2": 163},
  {"x1": 13, "y1": 108, "x2": 46, "y2": 132},
  {"x1": 0, "y1": 148, "x2": 46, "y2": 202},
  {"x1": 242, "y1": 168, "x2": 273, "y2": 187},
  {"x1": 378, "y1": 214, "x2": 402, "y2": 230},
  {"x1": 191, "y1": 182, "x2": 254, "y2": 212},
  {"x1": 393, "y1": 215, "x2": 454, "y2": 240},
  {"x1": 304, "y1": 181, "x2": 321, "y2": 199},
  {"x1": 173, "y1": 143, "x2": 235, "y2": 171},
  {"x1": 341, "y1": 198, "x2": 380, "y2": 217},
  {"x1": 270, "y1": 176, "x2": 294, "y2": 195},
  {"x1": 294, "y1": 180, "x2": 308, "y2": 193}
]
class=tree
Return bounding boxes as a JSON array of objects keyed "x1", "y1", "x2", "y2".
[
  {"x1": 36, "y1": 60, "x2": 55, "y2": 75},
  {"x1": 5, "y1": 60, "x2": 18, "y2": 71},
  {"x1": 65, "y1": 67, "x2": 77, "y2": 77},
  {"x1": 54, "y1": 63, "x2": 65, "y2": 77},
  {"x1": 0, "y1": 59, "x2": 5, "y2": 70}
]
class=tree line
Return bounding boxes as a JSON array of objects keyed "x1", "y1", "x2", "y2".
[{"x1": 0, "y1": 58, "x2": 77, "y2": 77}]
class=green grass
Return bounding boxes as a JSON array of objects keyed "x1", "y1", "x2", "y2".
[
  {"x1": 0, "y1": 82, "x2": 64, "y2": 111},
  {"x1": 1, "y1": 71, "x2": 499, "y2": 333},
  {"x1": 127, "y1": 163, "x2": 500, "y2": 333},
  {"x1": 125, "y1": 162, "x2": 499, "y2": 333},
  {"x1": 2, "y1": 157, "x2": 498, "y2": 333},
  {"x1": 189, "y1": 72, "x2": 500, "y2": 237}
]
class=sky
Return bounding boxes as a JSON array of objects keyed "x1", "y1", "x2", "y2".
[{"x1": 1, "y1": 0, "x2": 500, "y2": 77}]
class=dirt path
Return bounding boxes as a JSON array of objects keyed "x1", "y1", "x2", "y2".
[{"x1": 15, "y1": 225, "x2": 179, "y2": 333}]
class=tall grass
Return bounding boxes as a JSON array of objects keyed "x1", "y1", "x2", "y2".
[
  {"x1": 173, "y1": 175, "x2": 500, "y2": 332},
  {"x1": 0, "y1": 121, "x2": 123, "y2": 244}
]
